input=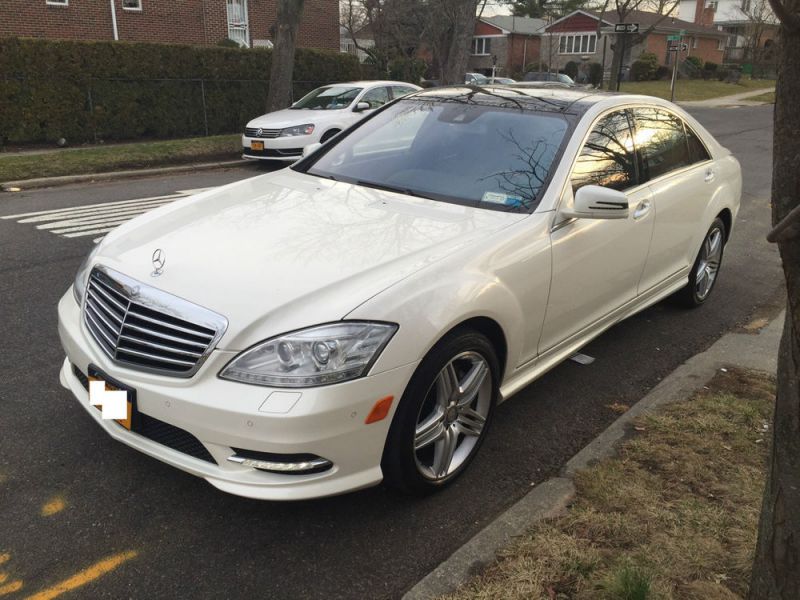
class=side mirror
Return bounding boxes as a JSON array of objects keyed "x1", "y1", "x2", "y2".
[
  {"x1": 560, "y1": 185, "x2": 629, "y2": 220},
  {"x1": 353, "y1": 101, "x2": 371, "y2": 112},
  {"x1": 302, "y1": 142, "x2": 323, "y2": 157}
]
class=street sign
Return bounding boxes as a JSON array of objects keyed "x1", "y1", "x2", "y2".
[
  {"x1": 614, "y1": 23, "x2": 640, "y2": 33},
  {"x1": 679, "y1": 29, "x2": 687, "y2": 35},
  {"x1": 667, "y1": 34, "x2": 680, "y2": 41}
]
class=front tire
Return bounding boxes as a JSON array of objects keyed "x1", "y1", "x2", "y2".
[
  {"x1": 382, "y1": 329, "x2": 499, "y2": 495},
  {"x1": 675, "y1": 217, "x2": 726, "y2": 307}
]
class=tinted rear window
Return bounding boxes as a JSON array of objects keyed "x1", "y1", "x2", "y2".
[{"x1": 633, "y1": 108, "x2": 691, "y2": 180}]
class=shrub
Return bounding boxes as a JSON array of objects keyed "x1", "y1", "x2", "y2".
[
  {"x1": 0, "y1": 37, "x2": 360, "y2": 144},
  {"x1": 217, "y1": 38, "x2": 242, "y2": 48},
  {"x1": 630, "y1": 52, "x2": 658, "y2": 81},
  {"x1": 655, "y1": 65, "x2": 671, "y2": 80},
  {"x1": 563, "y1": 60, "x2": 579, "y2": 79},
  {"x1": 685, "y1": 55, "x2": 703, "y2": 70},
  {"x1": 588, "y1": 61, "x2": 604, "y2": 86}
]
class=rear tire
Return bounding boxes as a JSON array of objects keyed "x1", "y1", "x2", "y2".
[
  {"x1": 382, "y1": 329, "x2": 499, "y2": 495},
  {"x1": 674, "y1": 217, "x2": 726, "y2": 307}
]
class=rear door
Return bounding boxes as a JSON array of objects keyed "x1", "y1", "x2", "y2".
[{"x1": 633, "y1": 107, "x2": 715, "y2": 293}]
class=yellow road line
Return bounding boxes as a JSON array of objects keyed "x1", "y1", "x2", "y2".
[
  {"x1": 24, "y1": 551, "x2": 138, "y2": 600},
  {"x1": 40, "y1": 497, "x2": 66, "y2": 517},
  {"x1": 0, "y1": 580, "x2": 23, "y2": 596}
]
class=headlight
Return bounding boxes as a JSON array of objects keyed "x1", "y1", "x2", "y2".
[
  {"x1": 219, "y1": 322, "x2": 397, "y2": 388},
  {"x1": 279, "y1": 123, "x2": 315, "y2": 137},
  {"x1": 72, "y1": 244, "x2": 101, "y2": 306}
]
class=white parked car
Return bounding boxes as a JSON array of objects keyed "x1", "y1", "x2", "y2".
[
  {"x1": 242, "y1": 80, "x2": 421, "y2": 161},
  {"x1": 59, "y1": 86, "x2": 740, "y2": 500}
]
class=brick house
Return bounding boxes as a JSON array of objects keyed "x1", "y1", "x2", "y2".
[
  {"x1": 468, "y1": 15, "x2": 546, "y2": 77},
  {"x1": 0, "y1": 0, "x2": 339, "y2": 50},
  {"x1": 678, "y1": 0, "x2": 778, "y2": 62},
  {"x1": 542, "y1": 9, "x2": 728, "y2": 79}
]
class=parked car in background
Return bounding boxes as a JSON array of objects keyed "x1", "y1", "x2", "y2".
[
  {"x1": 242, "y1": 81, "x2": 421, "y2": 162},
  {"x1": 523, "y1": 71, "x2": 575, "y2": 85},
  {"x1": 60, "y1": 86, "x2": 740, "y2": 500},
  {"x1": 488, "y1": 77, "x2": 516, "y2": 84},
  {"x1": 465, "y1": 72, "x2": 490, "y2": 85}
]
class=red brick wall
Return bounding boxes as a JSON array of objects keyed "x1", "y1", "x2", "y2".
[
  {"x1": 507, "y1": 33, "x2": 540, "y2": 70},
  {"x1": 0, "y1": 0, "x2": 338, "y2": 49},
  {"x1": 644, "y1": 33, "x2": 724, "y2": 65}
]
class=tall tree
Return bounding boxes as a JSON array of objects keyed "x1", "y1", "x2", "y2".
[
  {"x1": 426, "y1": 0, "x2": 482, "y2": 84},
  {"x1": 506, "y1": 0, "x2": 589, "y2": 19},
  {"x1": 748, "y1": 1, "x2": 800, "y2": 598},
  {"x1": 266, "y1": 0, "x2": 305, "y2": 112}
]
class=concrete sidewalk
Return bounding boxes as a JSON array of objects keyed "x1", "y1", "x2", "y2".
[
  {"x1": 679, "y1": 86, "x2": 774, "y2": 108},
  {"x1": 404, "y1": 311, "x2": 783, "y2": 600}
]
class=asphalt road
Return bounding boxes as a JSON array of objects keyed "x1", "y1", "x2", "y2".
[{"x1": 0, "y1": 106, "x2": 784, "y2": 600}]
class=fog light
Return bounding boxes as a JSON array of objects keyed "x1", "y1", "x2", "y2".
[{"x1": 227, "y1": 449, "x2": 332, "y2": 474}]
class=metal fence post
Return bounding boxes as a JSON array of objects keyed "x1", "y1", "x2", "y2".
[
  {"x1": 86, "y1": 82, "x2": 98, "y2": 143},
  {"x1": 200, "y1": 79, "x2": 209, "y2": 137}
]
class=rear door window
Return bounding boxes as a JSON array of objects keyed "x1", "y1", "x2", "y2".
[
  {"x1": 685, "y1": 123, "x2": 711, "y2": 164},
  {"x1": 633, "y1": 108, "x2": 691, "y2": 181}
]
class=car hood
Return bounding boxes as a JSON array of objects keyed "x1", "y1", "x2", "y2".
[
  {"x1": 96, "y1": 170, "x2": 524, "y2": 350},
  {"x1": 247, "y1": 108, "x2": 345, "y2": 130}
]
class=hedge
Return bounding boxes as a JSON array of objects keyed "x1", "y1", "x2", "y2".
[{"x1": 0, "y1": 37, "x2": 361, "y2": 144}]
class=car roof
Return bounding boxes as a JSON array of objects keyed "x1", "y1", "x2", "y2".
[
  {"x1": 405, "y1": 84, "x2": 661, "y2": 116},
  {"x1": 333, "y1": 80, "x2": 422, "y2": 87}
]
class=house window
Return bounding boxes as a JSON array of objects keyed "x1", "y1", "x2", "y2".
[
  {"x1": 471, "y1": 37, "x2": 491, "y2": 56},
  {"x1": 46, "y1": 0, "x2": 68, "y2": 5},
  {"x1": 693, "y1": 36, "x2": 698, "y2": 48},
  {"x1": 718, "y1": 37, "x2": 725, "y2": 50},
  {"x1": 558, "y1": 33, "x2": 597, "y2": 55},
  {"x1": 122, "y1": 0, "x2": 142, "y2": 10},
  {"x1": 708, "y1": 0, "x2": 718, "y2": 9},
  {"x1": 226, "y1": 0, "x2": 249, "y2": 47}
]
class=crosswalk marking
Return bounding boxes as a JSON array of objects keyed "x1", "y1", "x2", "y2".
[{"x1": 1, "y1": 188, "x2": 214, "y2": 241}]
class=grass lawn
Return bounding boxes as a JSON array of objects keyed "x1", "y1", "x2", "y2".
[
  {"x1": 445, "y1": 368, "x2": 774, "y2": 600},
  {"x1": 0, "y1": 134, "x2": 242, "y2": 182},
  {"x1": 747, "y1": 91, "x2": 775, "y2": 103},
  {"x1": 619, "y1": 78, "x2": 775, "y2": 101}
]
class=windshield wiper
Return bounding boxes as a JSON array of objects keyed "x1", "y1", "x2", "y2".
[{"x1": 355, "y1": 180, "x2": 434, "y2": 200}]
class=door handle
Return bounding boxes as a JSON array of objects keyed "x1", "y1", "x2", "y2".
[
  {"x1": 633, "y1": 199, "x2": 651, "y2": 220},
  {"x1": 704, "y1": 168, "x2": 715, "y2": 182}
]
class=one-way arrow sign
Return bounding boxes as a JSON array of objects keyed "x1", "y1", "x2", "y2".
[{"x1": 614, "y1": 23, "x2": 640, "y2": 33}]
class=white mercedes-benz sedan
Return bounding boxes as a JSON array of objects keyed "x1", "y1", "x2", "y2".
[
  {"x1": 58, "y1": 86, "x2": 740, "y2": 500},
  {"x1": 242, "y1": 80, "x2": 421, "y2": 162}
]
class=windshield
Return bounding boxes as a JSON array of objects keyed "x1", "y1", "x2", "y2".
[
  {"x1": 299, "y1": 98, "x2": 570, "y2": 213},
  {"x1": 291, "y1": 86, "x2": 362, "y2": 110}
]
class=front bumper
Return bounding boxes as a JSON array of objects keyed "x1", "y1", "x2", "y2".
[
  {"x1": 241, "y1": 134, "x2": 306, "y2": 161},
  {"x1": 57, "y1": 290, "x2": 417, "y2": 500}
]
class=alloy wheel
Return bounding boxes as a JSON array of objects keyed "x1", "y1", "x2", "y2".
[
  {"x1": 695, "y1": 226, "x2": 723, "y2": 301},
  {"x1": 413, "y1": 351, "x2": 492, "y2": 481}
]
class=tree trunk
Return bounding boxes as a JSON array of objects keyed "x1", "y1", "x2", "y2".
[
  {"x1": 439, "y1": 0, "x2": 480, "y2": 85},
  {"x1": 265, "y1": 0, "x2": 305, "y2": 113},
  {"x1": 607, "y1": 35, "x2": 624, "y2": 90},
  {"x1": 748, "y1": 14, "x2": 800, "y2": 600}
]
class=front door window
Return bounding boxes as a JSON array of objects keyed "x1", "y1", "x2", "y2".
[{"x1": 227, "y1": 0, "x2": 249, "y2": 48}]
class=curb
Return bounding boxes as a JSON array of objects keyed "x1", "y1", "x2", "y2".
[
  {"x1": 1, "y1": 159, "x2": 256, "y2": 192},
  {"x1": 403, "y1": 312, "x2": 784, "y2": 600}
]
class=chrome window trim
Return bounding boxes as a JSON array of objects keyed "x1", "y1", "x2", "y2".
[{"x1": 83, "y1": 265, "x2": 228, "y2": 378}]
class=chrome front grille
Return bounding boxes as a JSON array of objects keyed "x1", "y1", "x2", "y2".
[
  {"x1": 244, "y1": 127, "x2": 281, "y2": 138},
  {"x1": 83, "y1": 267, "x2": 227, "y2": 377}
]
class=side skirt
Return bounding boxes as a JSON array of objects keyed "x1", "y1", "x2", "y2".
[{"x1": 498, "y1": 269, "x2": 689, "y2": 403}]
